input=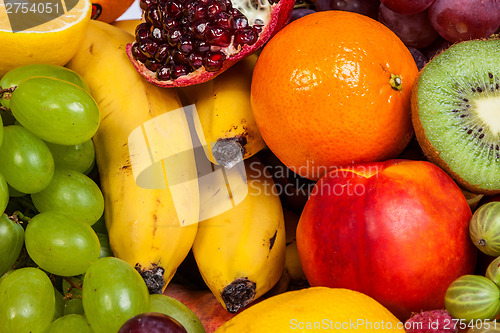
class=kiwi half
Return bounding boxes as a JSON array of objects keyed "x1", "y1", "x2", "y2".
[{"x1": 412, "y1": 37, "x2": 500, "y2": 195}]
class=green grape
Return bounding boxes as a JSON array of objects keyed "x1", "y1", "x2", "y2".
[
  {"x1": 96, "y1": 232, "x2": 114, "y2": 258},
  {"x1": 0, "y1": 125, "x2": 54, "y2": 193},
  {"x1": 45, "y1": 139, "x2": 95, "y2": 174},
  {"x1": 25, "y1": 211, "x2": 101, "y2": 276},
  {"x1": 46, "y1": 314, "x2": 93, "y2": 333},
  {"x1": 30, "y1": 169, "x2": 104, "y2": 225},
  {"x1": 0, "y1": 213, "x2": 24, "y2": 276},
  {"x1": 64, "y1": 298, "x2": 85, "y2": 316},
  {"x1": 486, "y1": 256, "x2": 500, "y2": 286},
  {"x1": 0, "y1": 110, "x2": 3, "y2": 146},
  {"x1": 0, "y1": 64, "x2": 90, "y2": 108},
  {"x1": 92, "y1": 214, "x2": 107, "y2": 234},
  {"x1": 0, "y1": 267, "x2": 55, "y2": 333},
  {"x1": 10, "y1": 76, "x2": 100, "y2": 145},
  {"x1": 53, "y1": 288, "x2": 65, "y2": 321},
  {"x1": 83, "y1": 257, "x2": 150, "y2": 333},
  {"x1": 150, "y1": 294, "x2": 206, "y2": 333},
  {"x1": 0, "y1": 171, "x2": 8, "y2": 213}
]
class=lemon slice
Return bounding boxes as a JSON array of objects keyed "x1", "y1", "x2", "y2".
[{"x1": 0, "y1": 0, "x2": 91, "y2": 77}]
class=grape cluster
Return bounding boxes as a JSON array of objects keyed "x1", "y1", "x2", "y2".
[
  {"x1": 0, "y1": 64, "x2": 194, "y2": 333},
  {"x1": 290, "y1": 0, "x2": 500, "y2": 70}
]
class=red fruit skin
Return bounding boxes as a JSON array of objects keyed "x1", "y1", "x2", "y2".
[
  {"x1": 127, "y1": 0, "x2": 295, "y2": 88},
  {"x1": 164, "y1": 284, "x2": 237, "y2": 333},
  {"x1": 296, "y1": 159, "x2": 477, "y2": 321}
]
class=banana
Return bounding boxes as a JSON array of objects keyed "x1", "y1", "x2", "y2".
[
  {"x1": 177, "y1": 55, "x2": 266, "y2": 169},
  {"x1": 66, "y1": 20, "x2": 199, "y2": 293},
  {"x1": 192, "y1": 157, "x2": 286, "y2": 313}
]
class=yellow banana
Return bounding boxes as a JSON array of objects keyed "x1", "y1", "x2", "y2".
[
  {"x1": 192, "y1": 157, "x2": 286, "y2": 313},
  {"x1": 66, "y1": 20, "x2": 199, "y2": 293},
  {"x1": 111, "y1": 19, "x2": 142, "y2": 35},
  {"x1": 177, "y1": 55, "x2": 266, "y2": 169}
]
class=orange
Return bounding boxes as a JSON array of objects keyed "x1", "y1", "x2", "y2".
[
  {"x1": 251, "y1": 11, "x2": 418, "y2": 181},
  {"x1": 91, "y1": 0, "x2": 136, "y2": 23},
  {"x1": 214, "y1": 287, "x2": 405, "y2": 332}
]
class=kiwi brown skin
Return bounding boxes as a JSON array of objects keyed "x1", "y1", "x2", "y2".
[{"x1": 410, "y1": 64, "x2": 500, "y2": 196}]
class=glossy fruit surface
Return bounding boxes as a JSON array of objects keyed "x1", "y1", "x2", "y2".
[
  {"x1": 0, "y1": 267, "x2": 55, "y2": 333},
  {"x1": 46, "y1": 314, "x2": 93, "y2": 333},
  {"x1": 0, "y1": 125, "x2": 54, "y2": 194},
  {"x1": 0, "y1": 214, "x2": 24, "y2": 276},
  {"x1": 45, "y1": 139, "x2": 95, "y2": 174},
  {"x1": 83, "y1": 257, "x2": 150, "y2": 333},
  {"x1": 25, "y1": 211, "x2": 101, "y2": 276},
  {"x1": 10, "y1": 76, "x2": 100, "y2": 145},
  {"x1": 118, "y1": 312, "x2": 188, "y2": 333},
  {"x1": 0, "y1": 172, "x2": 8, "y2": 213},
  {"x1": 445, "y1": 275, "x2": 500, "y2": 321},
  {"x1": 380, "y1": 0, "x2": 435, "y2": 15},
  {"x1": 428, "y1": 0, "x2": 500, "y2": 43},
  {"x1": 31, "y1": 169, "x2": 104, "y2": 226},
  {"x1": 251, "y1": 11, "x2": 418, "y2": 181},
  {"x1": 0, "y1": 64, "x2": 90, "y2": 108},
  {"x1": 296, "y1": 160, "x2": 477, "y2": 320}
]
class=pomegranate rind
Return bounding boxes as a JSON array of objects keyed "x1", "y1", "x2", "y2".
[{"x1": 126, "y1": 0, "x2": 295, "y2": 88}]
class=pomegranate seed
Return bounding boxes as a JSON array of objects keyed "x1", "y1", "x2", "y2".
[
  {"x1": 192, "y1": 20, "x2": 209, "y2": 39},
  {"x1": 188, "y1": 52, "x2": 204, "y2": 69},
  {"x1": 145, "y1": 59, "x2": 161, "y2": 72},
  {"x1": 135, "y1": 24, "x2": 151, "y2": 43},
  {"x1": 150, "y1": 27, "x2": 166, "y2": 41},
  {"x1": 172, "y1": 49, "x2": 189, "y2": 64},
  {"x1": 252, "y1": 24, "x2": 264, "y2": 34},
  {"x1": 156, "y1": 65, "x2": 173, "y2": 80},
  {"x1": 207, "y1": 0, "x2": 227, "y2": 18},
  {"x1": 172, "y1": 65, "x2": 190, "y2": 79},
  {"x1": 203, "y1": 51, "x2": 226, "y2": 71},
  {"x1": 233, "y1": 16, "x2": 248, "y2": 29},
  {"x1": 140, "y1": 0, "x2": 158, "y2": 11},
  {"x1": 234, "y1": 28, "x2": 257, "y2": 46},
  {"x1": 195, "y1": 40, "x2": 210, "y2": 53},
  {"x1": 167, "y1": 0, "x2": 183, "y2": 18},
  {"x1": 140, "y1": 39, "x2": 159, "y2": 58},
  {"x1": 213, "y1": 12, "x2": 233, "y2": 30},
  {"x1": 164, "y1": 17, "x2": 179, "y2": 30},
  {"x1": 155, "y1": 44, "x2": 171, "y2": 62},
  {"x1": 145, "y1": 6, "x2": 163, "y2": 27},
  {"x1": 131, "y1": 43, "x2": 148, "y2": 62},
  {"x1": 178, "y1": 38, "x2": 194, "y2": 54},
  {"x1": 206, "y1": 26, "x2": 231, "y2": 47},
  {"x1": 193, "y1": 4, "x2": 208, "y2": 21},
  {"x1": 167, "y1": 28, "x2": 182, "y2": 46}
]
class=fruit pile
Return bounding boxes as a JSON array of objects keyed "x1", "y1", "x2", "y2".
[{"x1": 1, "y1": 0, "x2": 500, "y2": 332}]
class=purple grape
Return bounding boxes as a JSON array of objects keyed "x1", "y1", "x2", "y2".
[
  {"x1": 290, "y1": 8, "x2": 316, "y2": 22},
  {"x1": 428, "y1": 0, "x2": 500, "y2": 43},
  {"x1": 315, "y1": 0, "x2": 380, "y2": 20},
  {"x1": 118, "y1": 313, "x2": 188, "y2": 333},
  {"x1": 420, "y1": 36, "x2": 451, "y2": 60},
  {"x1": 378, "y1": 3, "x2": 439, "y2": 48},
  {"x1": 380, "y1": 0, "x2": 435, "y2": 15},
  {"x1": 407, "y1": 47, "x2": 428, "y2": 71}
]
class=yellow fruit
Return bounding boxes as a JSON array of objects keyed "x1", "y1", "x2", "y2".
[
  {"x1": 0, "y1": 0, "x2": 91, "y2": 77},
  {"x1": 111, "y1": 18, "x2": 142, "y2": 35},
  {"x1": 215, "y1": 287, "x2": 405, "y2": 332}
]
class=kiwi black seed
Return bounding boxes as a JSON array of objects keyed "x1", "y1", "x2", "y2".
[{"x1": 411, "y1": 37, "x2": 500, "y2": 195}]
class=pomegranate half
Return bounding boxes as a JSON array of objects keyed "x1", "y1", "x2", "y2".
[{"x1": 127, "y1": 0, "x2": 295, "y2": 87}]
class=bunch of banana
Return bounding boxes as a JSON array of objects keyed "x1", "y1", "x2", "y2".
[
  {"x1": 192, "y1": 157, "x2": 286, "y2": 313},
  {"x1": 66, "y1": 20, "x2": 199, "y2": 293}
]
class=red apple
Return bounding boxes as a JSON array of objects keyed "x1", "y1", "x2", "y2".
[{"x1": 296, "y1": 159, "x2": 477, "y2": 321}]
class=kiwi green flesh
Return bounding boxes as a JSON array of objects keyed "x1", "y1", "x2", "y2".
[{"x1": 413, "y1": 38, "x2": 500, "y2": 194}]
